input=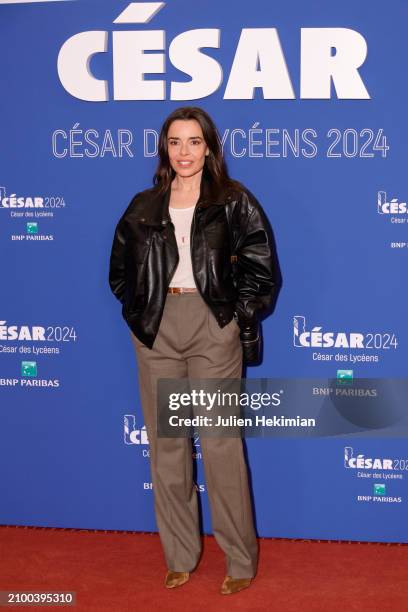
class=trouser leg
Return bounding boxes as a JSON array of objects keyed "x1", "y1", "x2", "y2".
[
  {"x1": 129, "y1": 298, "x2": 201, "y2": 572},
  {"x1": 185, "y1": 298, "x2": 259, "y2": 579}
]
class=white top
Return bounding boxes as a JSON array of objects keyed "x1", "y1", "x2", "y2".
[{"x1": 168, "y1": 205, "x2": 196, "y2": 288}]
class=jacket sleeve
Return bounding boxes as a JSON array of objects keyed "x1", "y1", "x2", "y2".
[
  {"x1": 109, "y1": 215, "x2": 127, "y2": 304},
  {"x1": 109, "y1": 192, "x2": 142, "y2": 304},
  {"x1": 234, "y1": 190, "x2": 282, "y2": 329}
]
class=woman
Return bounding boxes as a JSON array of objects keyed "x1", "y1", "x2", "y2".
[{"x1": 109, "y1": 106, "x2": 282, "y2": 595}]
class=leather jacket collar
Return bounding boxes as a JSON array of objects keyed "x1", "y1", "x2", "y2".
[{"x1": 135, "y1": 169, "x2": 227, "y2": 226}]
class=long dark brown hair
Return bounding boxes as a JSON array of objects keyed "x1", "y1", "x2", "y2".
[{"x1": 152, "y1": 106, "x2": 242, "y2": 199}]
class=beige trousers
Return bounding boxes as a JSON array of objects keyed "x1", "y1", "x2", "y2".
[{"x1": 129, "y1": 292, "x2": 258, "y2": 578}]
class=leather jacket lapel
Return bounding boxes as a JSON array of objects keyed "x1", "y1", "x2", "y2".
[{"x1": 139, "y1": 170, "x2": 225, "y2": 227}]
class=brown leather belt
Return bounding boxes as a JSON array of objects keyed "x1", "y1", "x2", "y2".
[{"x1": 168, "y1": 287, "x2": 198, "y2": 294}]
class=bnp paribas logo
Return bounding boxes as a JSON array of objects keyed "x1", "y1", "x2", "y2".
[
  {"x1": 27, "y1": 222, "x2": 38, "y2": 235},
  {"x1": 374, "y1": 484, "x2": 386, "y2": 496},
  {"x1": 21, "y1": 361, "x2": 37, "y2": 377},
  {"x1": 337, "y1": 369, "x2": 353, "y2": 383}
]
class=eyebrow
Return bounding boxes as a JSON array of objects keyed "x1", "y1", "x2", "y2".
[{"x1": 167, "y1": 136, "x2": 203, "y2": 140}]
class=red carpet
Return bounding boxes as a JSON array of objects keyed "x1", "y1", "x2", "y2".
[{"x1": 0, "y1": 526, "x2": 406, "y2": 611}]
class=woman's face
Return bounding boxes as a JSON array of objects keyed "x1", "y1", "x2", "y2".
[{"x1": 167, "y1": 119, "x2": 210, "y2": 179}]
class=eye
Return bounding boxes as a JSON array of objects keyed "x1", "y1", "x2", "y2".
[{"x1": 191, "y1": 140, "x2": 201, "y2": 145}]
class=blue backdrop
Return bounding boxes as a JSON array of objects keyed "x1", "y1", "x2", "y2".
[{"x1": 0, "y1": 0, "x2": 407, "y2": 542}]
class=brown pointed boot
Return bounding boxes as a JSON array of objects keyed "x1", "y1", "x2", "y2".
[
  {"x1": 220, "y1": 575, "x2": 252, "y2": 595},
  {"x1": 164, "y1": 570, "x2": 190, "y2": 589}
]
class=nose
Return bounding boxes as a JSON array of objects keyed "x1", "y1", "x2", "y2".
[{"x1": 180, "y1": 141, "x2": 189, "y2": 155}]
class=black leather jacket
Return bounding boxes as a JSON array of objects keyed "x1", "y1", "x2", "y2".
[{"x1": 109, "y1": 172, "x2": 282, "y2": 354}]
